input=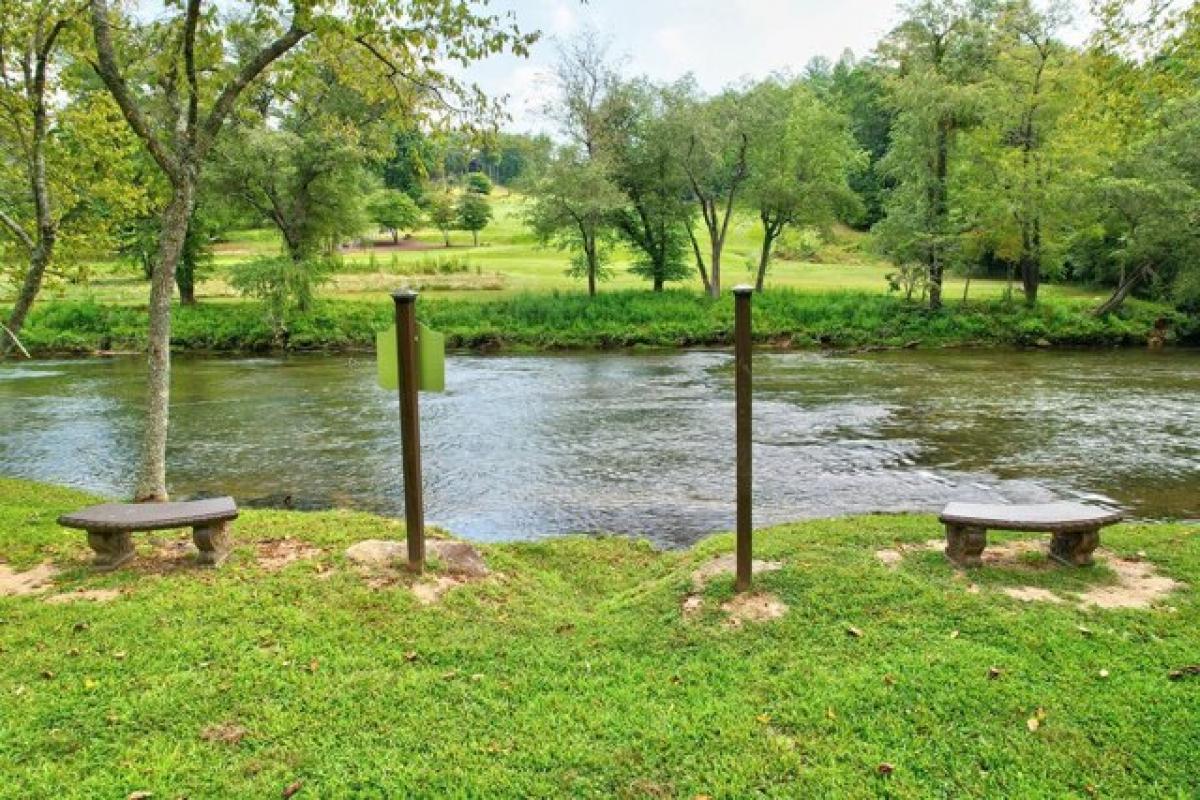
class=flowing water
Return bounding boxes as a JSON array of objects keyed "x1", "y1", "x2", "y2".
[{"x1": 1, "y1": 348, "x2": 1197, "y2": 547}]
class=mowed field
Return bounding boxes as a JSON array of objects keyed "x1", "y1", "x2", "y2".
[{"x1": 17, "y1": 190, "x2": 1107, "y2": 307}]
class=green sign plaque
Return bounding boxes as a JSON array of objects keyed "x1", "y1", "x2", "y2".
[{"x1": 377, "y1": 323, "x2": 445, "y2": 392}]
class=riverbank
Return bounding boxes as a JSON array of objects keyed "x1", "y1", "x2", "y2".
[
  {"x1": 2, "y1": 477, "x2": 1197, "y2": 797},
  {"x1": 9, "y1": 290, "x2": 1190, "y2": 355}
]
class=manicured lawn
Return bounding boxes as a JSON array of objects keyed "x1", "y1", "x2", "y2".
[
  {"x1": 1, "y1": 478, "x2": 1197, "y2": 797},
  {"x1": 11, "y1": 191, "x2": 1108, "y2": 306}
]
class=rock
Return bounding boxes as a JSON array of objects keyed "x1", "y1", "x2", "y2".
[
  {"x1": 428, "y1": 540, "x2": 489, "y2": 578},
  {"x1": 1035, "y1": 338, "x2": 1052, "y2": 348},
  {"x1": 345, "y1": 540, "x2": 406, "y2": 566}
]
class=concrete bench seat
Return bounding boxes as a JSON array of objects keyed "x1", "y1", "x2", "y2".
[
  {"x1": 939, "y1": 501, "x2": 1123, "y2": 568},
  {"x1": 59, "y1": 497, "x2": 238, "y2": 570}
]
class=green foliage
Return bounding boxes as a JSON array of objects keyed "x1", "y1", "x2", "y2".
[
  {"x1": 465, "y1": 172, "x2": 493, "y2": 194},
  {"x1": 367, "y1": 190, "x2": 422, "y2": 243},
  {"x1": 226, "y1": 257, "x2": 333, "y2": 338},
  {"x1": 423, "y1": 192, "x2": 458, "y2": 245},
  {"x1": 455, "y1": 193, "x2": 493, "y2": 245},
  {"x1": 12, "y1": 291, "x2": 1183, "y2": 354}
]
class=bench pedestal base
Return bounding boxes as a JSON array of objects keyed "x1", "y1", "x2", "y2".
[
  {"x1": 1049, "y1": 529, "x2": 1100, "y2": 567},
  {"x1": 945, "y1": 524, "x2": 987, "y2": 568},
  {"x1": 193, "y1": 521, "x2": 232, "y2": 567},
  {"x1": 87, "y1": 531, "x2": 135, "y2": 571}
]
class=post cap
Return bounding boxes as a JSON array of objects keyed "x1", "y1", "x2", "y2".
[
  {"x1": 732, "y1": 285, "x2": 754, "y2": 296},
  {"x1": 391, "y1": 289, "x2": 418, "y2": 302}
]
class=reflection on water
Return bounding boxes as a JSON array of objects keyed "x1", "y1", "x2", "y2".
[{"x1": 1, "y1": 348, "x2": 1198, "y2": 547}]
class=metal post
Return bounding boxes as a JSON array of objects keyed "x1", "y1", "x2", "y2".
[
  {"x1": 392, "y1": 290, "x2": 425, "y2": 573},
  {"x1": 733, "y1": 285, "x2": 753, "y2": 592}
]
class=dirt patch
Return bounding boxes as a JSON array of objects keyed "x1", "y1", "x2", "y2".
[
  {"x1": 1080, "y1": 556, "x2": 1184, "y2": 610},
  {"x1": 1003, "y1": 586, "x2": 1065, "y2": 604},
  {"x1": 44, "y1": 589, "x2": 121, "y2": 604},
  {"x1": 412, "y1": 576, "x2": 466, "y2": 605},
  {"x1": 256, "y1": 539, "x2": 322, "y2": 571},
  {"x1": 721, "y1": 592, "x2": 789, "y2": 627},
  {"x1": 346, "y1": 539, "x2": 489, "y2": 604},
  {"x1": 200, "y1": 722, "x2": 248, "y2": 745},
  {"x1": 681, "y1": 595, "x2": 705, "y2": 619},
  {"x1": 683, "y1": 555, "x2": 785, "y2": 623},
  {"x1": 690, "y1": 554, "x2": 782, "y2": 591},
  {"x1": 0, "y1": 562, "x2": 58, "y2": 597},
  {"x1": 874, "y1": 549, "x2": 905, "y2": 569}
]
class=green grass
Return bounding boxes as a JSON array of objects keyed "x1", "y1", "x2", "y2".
[
  {"x1": 1, "y1": 477, "x2": 1198, "y2": 797},
  {"x1": 3, "y1": 191, "x2": 1110, "y2": 305},
  {"x1": 11, "y1": 289, "x2": 1182, "y2": 354}
]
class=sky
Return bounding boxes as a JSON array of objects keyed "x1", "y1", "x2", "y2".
[{"x1": 461, "y1": 0, "x2": 1092, "y2": 134}]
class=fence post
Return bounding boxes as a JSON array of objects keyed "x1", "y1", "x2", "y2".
[
  {"x1": 392, "y1": 290, "x2": 425, "y2": 573},
  {"x1": 733, "y1": 285, "x2": 753, "y2": 592}
]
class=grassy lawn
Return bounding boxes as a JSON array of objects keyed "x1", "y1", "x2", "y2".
[
  {"x1": 2, "y1": 477, "x2": 1197, "y2": 797},
  {"x1": 11, "y1": 191, "x2": 1108, "y2": 307}
]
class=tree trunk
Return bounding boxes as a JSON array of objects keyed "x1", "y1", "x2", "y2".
[
  {"x1": 586, "y1": 237, "x2": 597, "y2": 297},
  {"x1": 709, "y1": 239, "x2": 722, "y2": 299},
  {"x1": 392, "y1": 229, "x2": 399, "y2": 244},
  {"x1": 2, "y1": 232, "x2": 55, "y2": 354},
  {"x1": 473, "y1": 230, "x2": 479, "y2": 247},
  {"x1": 653, "y1": 277, "x2": 663, "y2": 292},
  {"x1": 1094, "y1": 264, "x2": 1148, "y2": 317},
  {"x1": 1020, "y1": 217, "x2": 1041, "y2": 304},
  {"x1": 686, "y1": 221, "x2": 711, "y2": 294},
  {"x1": 135, "y1": 177, "x2": 195, "y2": 502},
  {"x1": 755, "y1": 216, "x2": 781, "y2": 294},
  {"x1": 928, "y1": 121, "x2": 950, "y2": 311}
]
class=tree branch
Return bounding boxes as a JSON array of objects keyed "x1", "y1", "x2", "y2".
[
  {"x1": 200, "y1": 19, "x2": 309, "y2": 155},
  {"x1": 88, "y1": 0, "x2": 179, "y2": 178},
  {"x1": 0, "y1": 208, "x2": 34, "y2": 250}
]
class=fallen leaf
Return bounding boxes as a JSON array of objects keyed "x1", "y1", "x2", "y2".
[
  {"x1": 1077, "y1": 626, "x2": 1094, "y2": 637},
  {"x1": 1026, "y1": 717, "x2": 1040, "y2": 732},
  {"x1": 113, "y1": 651, "x2": 127, "y2": 661},
  {"x1": 128, "y1": 792, "x2": 152, "y2": 800},
  {"x1": 1098, "y1": 669, "x2": 1110, "y2": 679},
  {"x1": 949, "y1": 630, "x2": 960, "y2": 639},
  {"x1": 877, "y1": 763, "x2": 895, "y2": 776},
  {"x1": 84, "y1": 678, "x2": 97, "y2": 690},
  {"x1": 40, "y1": 670, "x2": 54, "y2": 680},
  {"x1": 825, "y1": 707, "x2": 837, "y2": 721},
  {"x1": 403, "y1": 651, "x2": 418, "y2": 662},
  {"x1": 305, "y1": 659, "x2": 319, "y2": 674},
  {"x1": 73, "y1": 622, "x2": 89, "y2": 633},
  {"x1": 846, "y1": 626, "x2": 863, "y2": 638},
  {"x1": 987, "y1": 667, "x2": 1004, "y2": 680},
  {"x1": 755, "y1": 714, "x2": 772, "y2": 724},
  {"x1": 882, "y1": 674, "x2": 896, "y2": 686},
  {"x1": 282, "y1": 780, "x2": 303, "y2": 798}
]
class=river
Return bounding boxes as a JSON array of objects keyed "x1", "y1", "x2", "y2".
[{"x1": 1, "y1": 348, "x2": 1197, "y2": 546}]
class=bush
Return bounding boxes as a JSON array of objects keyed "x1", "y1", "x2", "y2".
[
  {"x1": 227, "y1": 257, "x2": 333, "y2": 339},
  {"x1": 465, "y1": 172, "x2": 493, "y2": 195}
]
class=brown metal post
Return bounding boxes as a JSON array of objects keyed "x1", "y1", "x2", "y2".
[
  {"x1": 392, "y1": 290, "x2": 425, "y2": 573},
  {"x1": 733, "y1": 285, "x2": 753, "y2": 592}
]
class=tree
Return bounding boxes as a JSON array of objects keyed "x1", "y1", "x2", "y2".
[
  {"x1": 456, "y1": 192, "x2": 492, "y2": 246},
  {"x1": 368, "y1": 189, "x2": 421, "y2": 243},
  {"x1": 874, "y1": 0, "x2": 992, "y2": 309},
  {"x1": 526, "y1": 146, "x2": 624, "y2": 296},
  {"x1": 743, "y1": 79, "x2": 864, "y2": 291},
  {"x1": 668, "y1": 81, "x2": 753, "y2": 298},
  {"x1": 87, "y1": 0, "x2": 535, "y2": 501},
  {"x1": 425, "y1": 191, "x2": 457, "y2": 246},
  {"x1": 0, "y1": 3, "x2": 145, "y2": 352},
  {"x1": 465, "y1": 172, "x2": 492, "y2": 194},
  {"x1": 602, "y1": 79, "x2": 693, "y2": 291},
  {"x1": 827, "y1": 51, "x2": 894, "y2": 226}
]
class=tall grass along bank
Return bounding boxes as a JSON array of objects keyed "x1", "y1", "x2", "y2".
[{"x1": 8, "y1": 290, "x2": 1189, "y2": 355}]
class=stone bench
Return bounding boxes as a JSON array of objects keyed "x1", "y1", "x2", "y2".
[
  {"x1": 939, "y1": 501, "x2": 1123, "y2": 568},
  {"x1": 59, "y1": 497, "x2": 238, "y2": 570}
]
